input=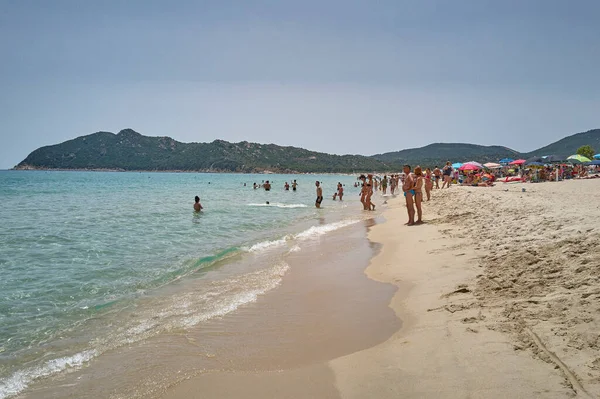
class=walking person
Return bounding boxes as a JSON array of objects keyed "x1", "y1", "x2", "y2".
[
  {"x1": 441, "y1": 161, "x2": 452, "y2": 189},
  {"x1": 425, "y1": 167, "x2": 433, "y2": 201},
  {"x1": 433, "y1": 166, "x2": 441, "y2": 189}
]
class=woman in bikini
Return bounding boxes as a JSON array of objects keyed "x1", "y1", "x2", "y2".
[
  {"x1": 366, "y1": 174, "x2": 375, "y2": 210},
  {"x1": 413, "y1": 166, "x2": 424, "y2": 224},
  {"x1": 359, "y1": 175, "x2": 369, "y2": 210},
  {"x1": 424, "y1": 167, "x2": 433, "y2": 201}
]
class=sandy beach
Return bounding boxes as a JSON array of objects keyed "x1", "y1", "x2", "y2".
[
  {"x1": 163, "y1": 179, "x2": 600, "y2": 398},
  {"x1": 333, "y1": 179, "x2": 600, "y2": 398}
]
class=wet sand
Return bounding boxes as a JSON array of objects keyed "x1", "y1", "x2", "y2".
[{"x1": 21, "y1": 218, "x2": 399, "y2": 399}]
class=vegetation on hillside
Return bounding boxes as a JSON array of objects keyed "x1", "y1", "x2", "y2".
[
  {"x1": 372, "y1": 143, "x2": 520, "y2": 167},
  {"x1": 523, "y1": 129, "x2": 600, "y2": 157},
  {"x1": 576, "y1": 145, "x2": 595, "y2": 159},
  {"x1": 16, "y1": 129, "x2": 394, "y2": 173},
  {"x1": 15, "y1": 128, "x2": 600, "y2": 173}
]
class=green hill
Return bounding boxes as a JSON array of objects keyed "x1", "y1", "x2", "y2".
[
  {"x1": 523, "y1": 129, "x2": 600, "y2": 157},
  {"x1": 372, "y1": 143, "x2": 520, "y2": 167},
  {"x1": 15, "y1": 129, "x2": 393, "y2": 173}
]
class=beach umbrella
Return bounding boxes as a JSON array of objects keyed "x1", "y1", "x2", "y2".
[
  {"x1": 525, "y1": 156, "x2": 543, "y2": 164},
  {"x1": 459, "y1": 163, "x2": 481, "y2": 171},
  {"x1": 594, "y1": 154, "x2": 600, "y2": 160},
  {"x1": 463, "y1": 161, "x2": 484, "y2": 168},
  {"x1": 452, "y1": 162, "x2": 463, "y2": 169},
  {"x1": 483, "y1": 162, "x2": 501, "y2": 168},
  {"x1": 509, "y1": 159, "x2": 526, "y2": 165},
  {"x1": 585, "y1": 160, "x2": 600, "y2": 166},
  {"x1": 499, "y1": 158, "x2": 514, "y2": 164},
  {"x1": 567, "y1": 154, "x2": 592, "y2": 164},
  {"x1": 526, "y1": 162, "x2": 545, "y2": 167},
  {"x1": 542, "y1": 155, "x2": 565, "y2": 163}
]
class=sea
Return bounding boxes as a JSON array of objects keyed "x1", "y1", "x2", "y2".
[{"x1": 0, "y1": 170, "x2": 374, "y2": 398}]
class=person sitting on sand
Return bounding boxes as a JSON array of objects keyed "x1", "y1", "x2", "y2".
[{"x1": 193, "y1": 196, "x2": 203, "y2": 212}]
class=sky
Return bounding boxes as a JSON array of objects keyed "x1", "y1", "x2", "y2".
[{"x1": 1, "y1": 0, "x2": 599, "y2": 169}]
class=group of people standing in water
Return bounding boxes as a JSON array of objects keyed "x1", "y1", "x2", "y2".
[{"x1": 195, "y1": 164, "x2": 453, "y2": 220}]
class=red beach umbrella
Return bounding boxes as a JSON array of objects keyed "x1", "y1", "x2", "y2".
[
  {"x1": 459, "y1": 163, "x2": 480, "y2": 171},
  {"x1": 509, "y1": 159, "x2": 526, "y2": 165}
]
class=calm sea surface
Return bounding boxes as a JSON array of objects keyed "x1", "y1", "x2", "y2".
[{"x1": 0, "y1": 170, "x2": 371, "y2": 398}]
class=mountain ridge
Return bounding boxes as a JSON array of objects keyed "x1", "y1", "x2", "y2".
[{"x1": 14, "y1": 128, "x2": 600, "y2": 172}]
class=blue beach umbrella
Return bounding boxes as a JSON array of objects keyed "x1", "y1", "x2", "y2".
[
  {"x1": 594, "y1": 154, "x2": 600, "y2": 160},
  {"x1": 499, "y1": 158, "x2": 514, "y2": 164},
  {"x1": 452, "y1": 162, "x2": 463, "y2": 169},
  {"x1": 586, "y1": 160, "x2": 600, "y2": 166}
]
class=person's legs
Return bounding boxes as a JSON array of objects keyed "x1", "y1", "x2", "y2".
[
  {"x1": 425, "y1": 186, "x2": 431, "y2": 201},
  {"x1": 405, "y1": 194, "x2": 415, "y2": 225},
  {"x1": 415, "y1": 193, "x2": 423, "y2": 223}
]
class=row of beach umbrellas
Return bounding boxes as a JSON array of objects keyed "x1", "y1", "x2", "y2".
[{"x1": 454, "y1": 154, "x2": 600, "y2": 171}]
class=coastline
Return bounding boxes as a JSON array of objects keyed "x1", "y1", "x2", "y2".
[
  {"x1": 17, "y1": 216, "x2": 400, "y2": 399},
  {"x1": 331, "y1": 180, "x2": 600, "y2": 398},
  {"x1": 12, "y1": 180, "x2": 600, "y2": 398}
]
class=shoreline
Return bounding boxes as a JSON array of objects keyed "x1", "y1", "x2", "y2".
[
  {"x1": 331, "y1": 180, "x2": 599, "y2": 398},
  {"x1": 17, "y1": 215, "x2": 400, "y2": 399},
  {"x1": 6, "y1": 168, "x2": 387, "y2": 175}
]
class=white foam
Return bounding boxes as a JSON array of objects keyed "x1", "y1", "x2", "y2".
[
  {"x1": 244, "y1": 236, "x2": 290, "y2": 253},
  {"x1": 295, "y1": 219, "x2": 360, "y2": 240},
  {"x1": 180, "y1": 262, "x2": 289, "y2": 327},
  {"x1": 0, "y1": 350, "x2": 97, "y2": 399},
  {"x1": 288, "y1": 245, "x2": 301, "y2": 253},
  {"x1": 247, "y1": 203, "x2": 308, "y2": 208}
]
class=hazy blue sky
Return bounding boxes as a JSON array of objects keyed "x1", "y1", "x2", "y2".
[{"x1": 1, "y1": 0, "x2": 599, "y2": 168}]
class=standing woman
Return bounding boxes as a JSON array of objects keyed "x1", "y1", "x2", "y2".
[
  {"x1": 381, "y1": 175, "x2": 388, "y2": 194},
  {"x1": 441, "y1": 161, "x2": 452, "y2": 189},
  {"x1": 359, "y1": 175, "x2": 369, "y2": 210},
  {"x1": 366, "y1": 174, "x2": 375, "y2": 210},
  {"x1": 424, "y1": 167, "x2": 433, "y2": 201},
  {"x1": 413, "y1": 166, "x2": 424, "y2": 224}
]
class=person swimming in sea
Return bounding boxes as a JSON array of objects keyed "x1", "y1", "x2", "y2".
[
  {"x1": 193, "y1": 196, "x2": 203, "y2": 212},
  {"x1": 264, "y1": 180, "x2": 271, "y2": 191},
  {"x1": 292, "y1": 180, "x2": 298, "y2": 191},
  {"x1": 284, "y1": 182, "x2": 290, "y2": 191}
]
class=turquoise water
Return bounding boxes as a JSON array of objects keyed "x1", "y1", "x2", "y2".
[{"x1": 0, "y1": 171, "x2": 368, "y2": 398}]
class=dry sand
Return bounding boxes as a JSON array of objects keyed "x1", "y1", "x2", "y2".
[
  {"x1": 332, "y1": 179, "x2": 600, "y2": 398},
  {"x1": 159, "y1": 179, "x2": 600, "y2": 398}
]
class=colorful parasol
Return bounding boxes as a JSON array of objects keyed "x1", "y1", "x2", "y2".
[{"x1": 567, "y1": 154, "x2": 592, "y2": 164}]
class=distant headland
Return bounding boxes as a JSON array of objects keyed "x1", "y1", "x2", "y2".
[{"x1": 14, "y1": 128, "x2": 600, "y2": 173}]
